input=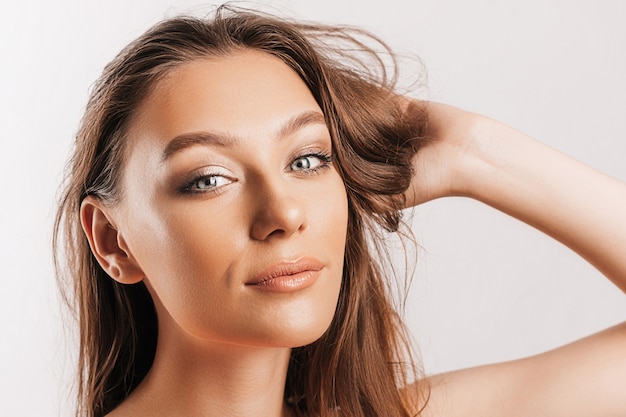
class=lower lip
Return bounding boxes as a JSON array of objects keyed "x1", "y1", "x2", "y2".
[{"x1": 246, "y1": 270, "x2": 321, "y2": 293}]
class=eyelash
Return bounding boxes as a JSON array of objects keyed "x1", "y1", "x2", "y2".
[
  {"x1": 178, "y1": 151, "x2": 334, "y2": 195},
  {"x1": 289, "y1": 151, "x2": 333, "y2": 175},
  {"x1": 178, "y1": 171, "x2": 233, "y2": 195}
]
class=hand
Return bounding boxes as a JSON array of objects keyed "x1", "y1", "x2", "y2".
[
  {"x1": 405, "y1": 101, "x2": 485, "y2": 206},
  {"x1": 407, "y1": 100, "x2": 626, "y2": 291}
]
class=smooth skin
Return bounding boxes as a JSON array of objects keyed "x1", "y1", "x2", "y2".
[
  {"x1": 81, "y1": 50, "x2": 626, "y2": 416},
  {"x1": 81, "y1": 51, "x2": 348, "y2": 417},
  {"x1": 411, "y1": 103, "x2": 626, "y2": 417}
]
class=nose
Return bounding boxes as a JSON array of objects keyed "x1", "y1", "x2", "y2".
[{"x1": 249, "y1": 181, "x2": 307, "y2": 241}]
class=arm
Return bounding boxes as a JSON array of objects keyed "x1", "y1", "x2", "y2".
[
  {"x1": 406, "y1": 102, "x2": 626, "y2": 417},
  {"x1": 423, "y1": 322, "x2": 626, "y2": 417},
  {"x1": 406, "y1": 102, "x2": 626, "y2": 292}
]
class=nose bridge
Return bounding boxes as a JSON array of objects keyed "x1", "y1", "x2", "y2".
[{"x1": 249, "y1": 173, "x2": 307, "y2": 241}]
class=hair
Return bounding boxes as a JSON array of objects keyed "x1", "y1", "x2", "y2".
[{"x1": 54, "y1": 5, "x2": 429, "y2": 417}]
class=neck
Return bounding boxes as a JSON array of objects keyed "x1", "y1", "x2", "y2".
[{"x1": 112, "y1": 312, "x2": 295, "y2": 417}]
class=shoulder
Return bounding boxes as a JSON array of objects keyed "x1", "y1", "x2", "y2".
[
  {"x1": 104, "y1": 393, "x2": 147, "y2": 417},
  {"x1": 418, "y1": 322, "x2": 626, "y2": 417}
]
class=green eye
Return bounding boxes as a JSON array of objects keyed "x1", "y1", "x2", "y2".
[
  {"x1": 180, "y1": 174, "x2": 233, "y2": 194},
  {"x1": 196, "y1": 177, "x2": 215, "y2": 189},
  {"x1": 289, "y1": 153, "x2": 332, "y2": 173},
  {"x1": 290, "y1": 156, "x2": 315, "y2": 171}
]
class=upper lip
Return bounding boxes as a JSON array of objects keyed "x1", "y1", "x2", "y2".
[{"x1": 246, "y1": 257, "x2": 324, "y2": 285}]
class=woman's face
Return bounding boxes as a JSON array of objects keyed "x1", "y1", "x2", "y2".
[{"x1": 113, "y1": 50, "x2": 348, "y2": 348}]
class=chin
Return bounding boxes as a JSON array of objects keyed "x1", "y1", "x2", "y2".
[{"x1": 251, "y1": 310, "x2": 336, "y2": 349}]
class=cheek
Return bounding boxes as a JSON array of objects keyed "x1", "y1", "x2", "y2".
[
  {"x1": 325, "y1": 176, "x2": 349, "y2": 247},
  {"x1": 125, "y1": 199, "x2": 248, "y2": 335},
  {"x1": 313, "y1": 171, "x2": 348, "y2": 258},
  {"x1": 119, "y1": 168, "x2": 350, "y2": 346}
]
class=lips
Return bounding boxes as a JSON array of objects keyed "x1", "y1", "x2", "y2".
[{"x1": 246, "y1": 257, "x2": 324, "y2": 291}]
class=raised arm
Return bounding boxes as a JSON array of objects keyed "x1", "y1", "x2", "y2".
[
  {"x1": 406, "y1": 102, "x2": 626, "y2": 292},
  {"x1": 405, "y1": 102, "x2": 626, "y2": 417}
]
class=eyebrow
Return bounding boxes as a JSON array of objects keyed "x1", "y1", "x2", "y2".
[{"x1": 161, "y1": 110, "x2": 327, "y2": 162}]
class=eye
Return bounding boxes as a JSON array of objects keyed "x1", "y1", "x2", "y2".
[
  {"x1": 194, "y1": 175, "x2": 230, "y2": 189},
  {"x1": 289, "y1": 153, "x2": 332, "y2": 173},
  {"x1": 180, "y1": 174, "x2": 233, "y2": 194}
]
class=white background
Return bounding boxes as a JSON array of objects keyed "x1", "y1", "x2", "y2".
[{"x1": 1, "y1": 0, "x2": 624, "y2": 415}]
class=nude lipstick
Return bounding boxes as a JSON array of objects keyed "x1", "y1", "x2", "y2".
[{"x1": 246, "y1": 257, "x2": 324, "y2": 292}]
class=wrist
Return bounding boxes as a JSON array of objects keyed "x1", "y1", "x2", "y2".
[{"x1": 447, "y1": 111, "x2": 497, "y2": 200}]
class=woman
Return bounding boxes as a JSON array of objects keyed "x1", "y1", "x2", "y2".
[{"x1": 54, "y1": 5, "x2": 626, "y2": 417}]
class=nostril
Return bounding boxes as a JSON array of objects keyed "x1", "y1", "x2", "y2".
[{"x1": 249, "y1": 198, "x2": 307, "y2": 241}]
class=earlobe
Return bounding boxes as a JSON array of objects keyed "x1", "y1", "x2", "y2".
[{"x1": 80, "y1": 196, "x2": 145, "y2": 284}]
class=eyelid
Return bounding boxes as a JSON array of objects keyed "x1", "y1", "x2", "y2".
[
  {"x1": 288, "y1": 143, "x2": 332, "y2": 162},
  {"x1": 287, "y1": 148, "x2": 333, "y2": 174},
  {"x1": 176, "y1": 166, "x2": 235, "y2": 195}
]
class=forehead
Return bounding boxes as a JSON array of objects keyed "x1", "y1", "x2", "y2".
[{"x1": 127, "y1": 50, "x2": 322, "y2": 146}]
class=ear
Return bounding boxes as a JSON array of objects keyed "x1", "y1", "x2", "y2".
[{"x1": 80, "y1": 196, "x2": 145, "y2": 284}]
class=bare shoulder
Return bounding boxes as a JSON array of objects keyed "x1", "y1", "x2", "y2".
[
  {"x1": 419, "y1": 322, "x2": 626, "y2": 417},
  {"x1": 105, "y1": 404, "x2": 133, "y2": 417},
  {"x1": 104, "y1": 391, "x2": 148, "y2": 417}
]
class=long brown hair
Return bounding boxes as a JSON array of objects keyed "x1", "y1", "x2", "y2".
[{"x1": 53, "y1": 5, "x2": 429, "y2": 416}]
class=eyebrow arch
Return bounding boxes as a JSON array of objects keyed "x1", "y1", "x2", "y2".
[
  {"x1": 161, "y1": 110, "x2": 327, "y2": 162},
  {"x1": 277, "y1": 110, "x2": 327, "y2": 139}
]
